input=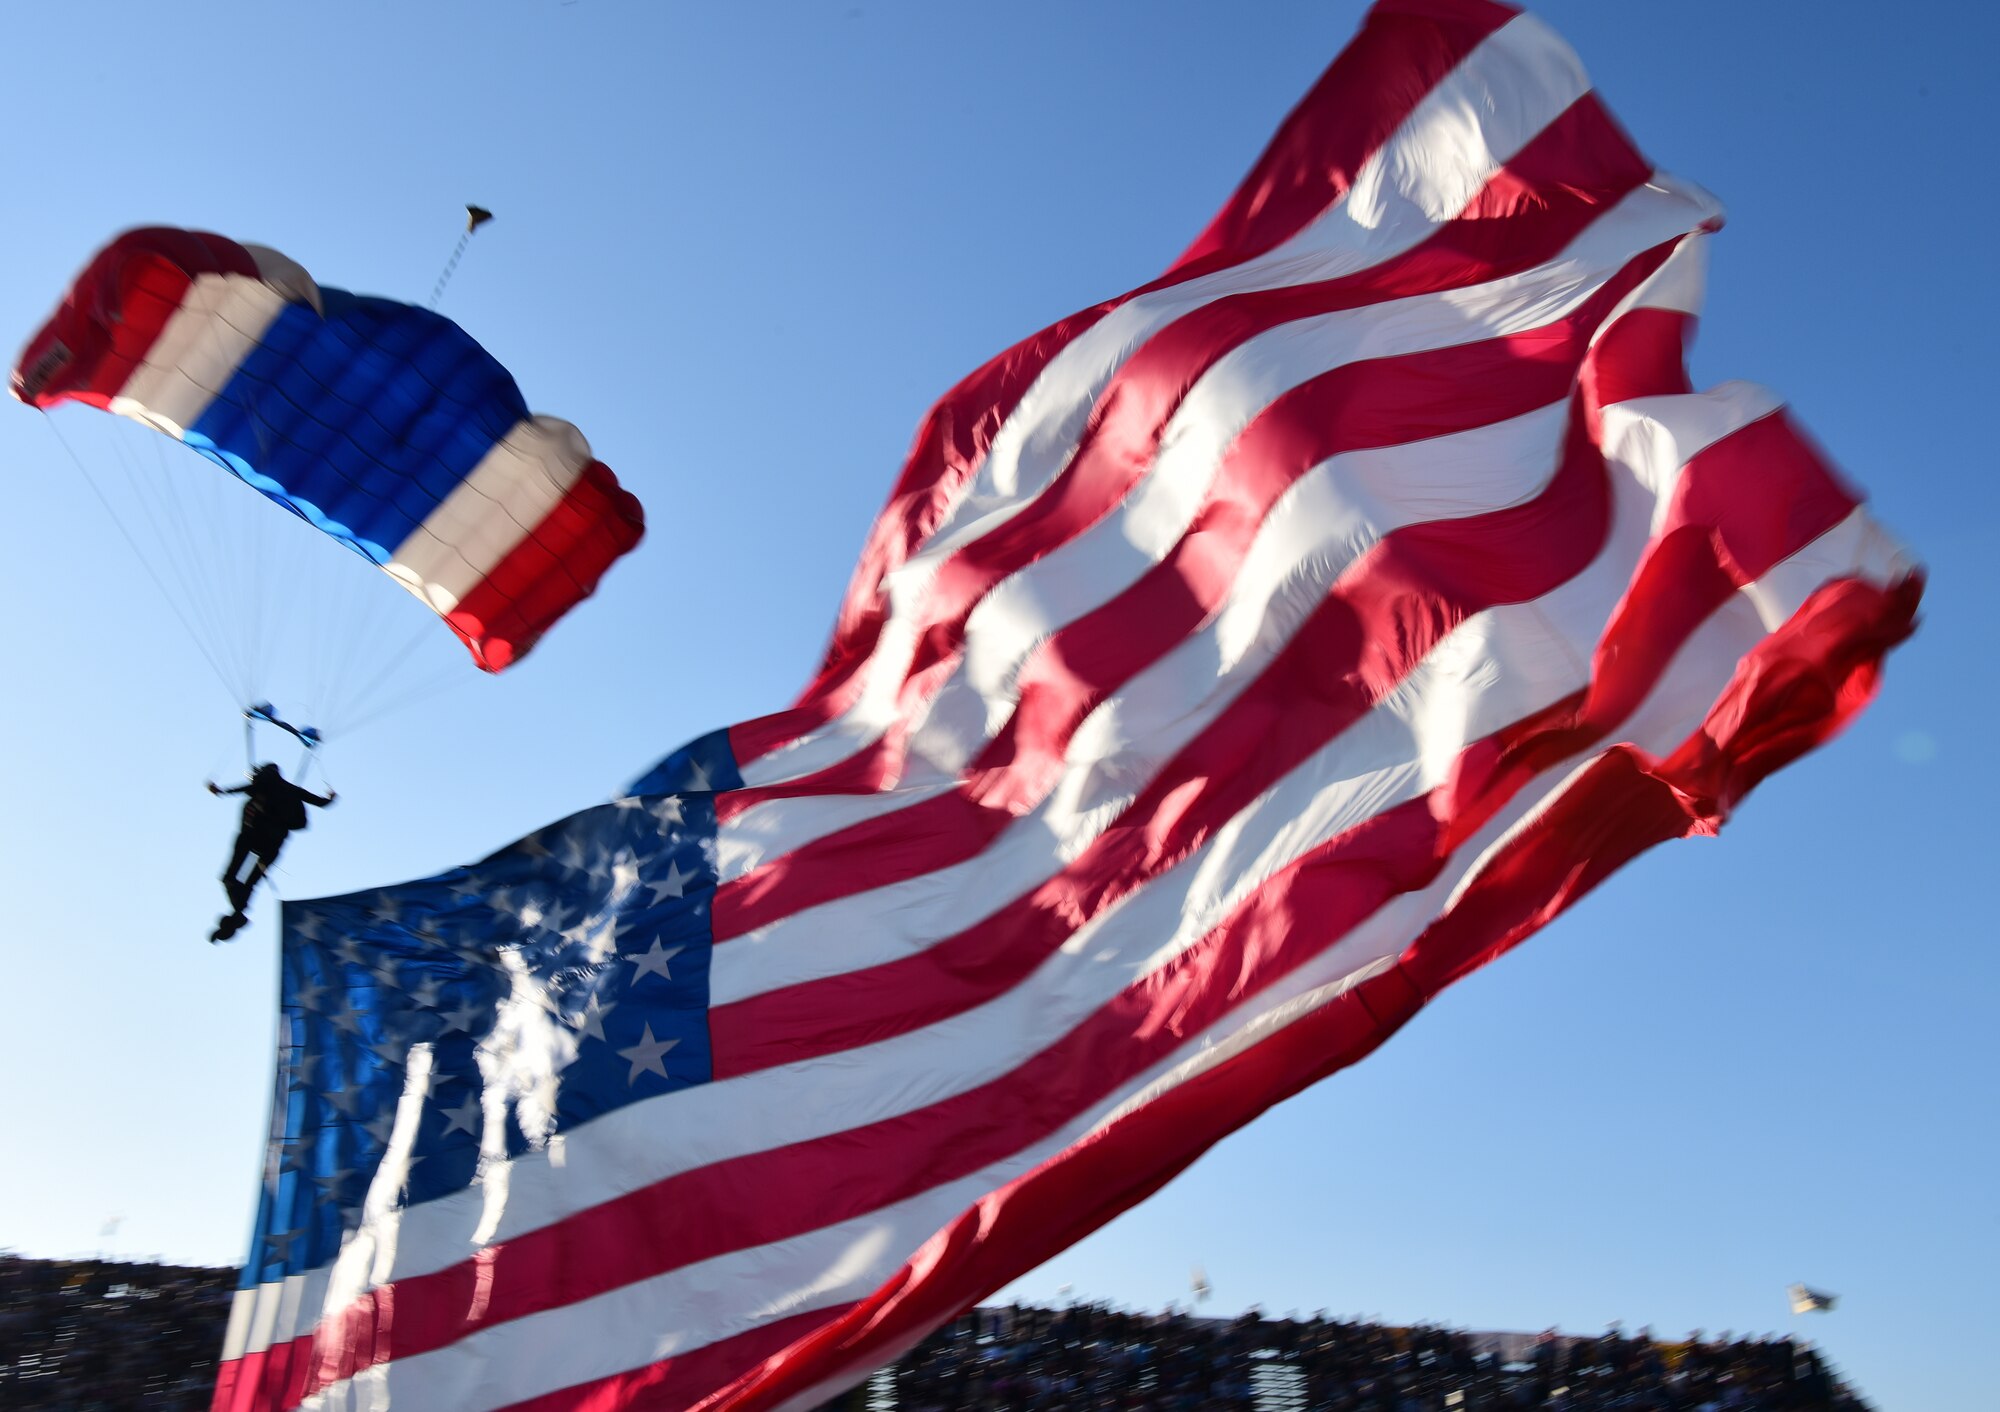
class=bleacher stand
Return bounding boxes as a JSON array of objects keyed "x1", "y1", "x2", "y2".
[
  {"x1": 0, "y1": 1255, "x2": 1871, "y2": 1411},
  {"x1": 834, "y1": 1303, "x2": 1873, "y2": 1411},
  {"x1": 0, "y1": 1253, "x2": 233, "y2": 1410}
]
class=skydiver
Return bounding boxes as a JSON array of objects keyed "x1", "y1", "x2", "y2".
[{"x1": 206, "y1": 763, "x2": 335, "y2": 942}]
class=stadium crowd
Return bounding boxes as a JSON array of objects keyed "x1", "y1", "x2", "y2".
[
  {"x1": 0, "y1": 1254, "x2": 1870, "y2": 1411},
  {"x1": 0, "y1": 1254, "x2": 233, "y2": 1410},
  {"x1": 859, "y1": 1303, "x2": 1873, "y2": 1412}
]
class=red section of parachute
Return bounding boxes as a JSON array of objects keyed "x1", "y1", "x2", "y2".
[
  {"x1": 10, "y1": 228, "x2": 258, "y2": 411},
  {"x1": 445, "y1": 461, "x2": 648, "y2": 672}
]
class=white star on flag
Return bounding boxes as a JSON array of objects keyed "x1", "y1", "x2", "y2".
[
  {"x1": 447, "y1": 872, "x2": 490, "y2": 899},
  {"x1": 615, "y1": 1024, "x2": 679, "y2": 1084},
  {"x1": 325, "y1": 1086, "x2": 367, "y2": 1119},
  {"x1": 439, "y1": 997, "x2": 486, "y2": 1035},
  {"x1": 623, "y1": 940, "x2": 684, "y2": 985},
  {"x1": 644, "y1": 861, "x2": 694, "y2": 905},
  {"x1": 440, "y1": 1092, "x2": 483, "y2": 1138},
  {"x1": 573, "y1": 994, "x2": 616, "y2": 1044}
]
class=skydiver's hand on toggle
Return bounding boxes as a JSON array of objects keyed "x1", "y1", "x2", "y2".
[{"x1": 206, "y1": 781, "x2": 221, "y2": 795}]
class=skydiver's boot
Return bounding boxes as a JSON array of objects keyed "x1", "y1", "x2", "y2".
[{"x1": 211, "y1": 911, "x2": 248, "y2": 943}]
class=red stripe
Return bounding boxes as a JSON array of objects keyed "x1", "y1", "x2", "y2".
[
  {"x1": 717, "y1": 92, "x2": 1650, "y2": 812},
  {"x1": 210, "y1": 1349, "x2": 244, "y2": 1412},
  {"x1": 716, "y1": 215, "x2": 1660, "y2": 934},
  {"x1": 443, "y1": 461, "x2": 646, "y2": 672},
  {"x1": 1584, "y1": 307, "x2": 1694, "y2": 409},
  {"x1": 14, "y1": 228, "x2": 258, "y2": 411},
  {"x1": 733, "y1": 0, "x2": 1519, "y2": 768},
  {"x1": 694, "y1": 572, "x2": 1920, "y2": 1412}
]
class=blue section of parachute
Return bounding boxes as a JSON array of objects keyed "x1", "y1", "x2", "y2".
[
  {"x1": 183, "y1": 289, "x2": 529, "y2": 566},
  {"x1": 238, "y1": 737, "x2": 733, "y2": 1288}
]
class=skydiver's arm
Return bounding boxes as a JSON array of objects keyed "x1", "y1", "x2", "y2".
[
  {"x1": 302, "y1": 788, "x2": 336, "y2": 808},
  {"x1": 208, "y1": 781, "x2": 252, "y2": 796}
]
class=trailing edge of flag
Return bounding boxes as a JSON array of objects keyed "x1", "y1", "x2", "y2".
[{"x1": 213, "y1": 2, "x2": 1919, "y2": 1409}]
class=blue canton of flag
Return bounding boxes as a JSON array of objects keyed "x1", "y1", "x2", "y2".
[{"x1": 243, "y1": 730, "x2": 742, "y2": 1288}]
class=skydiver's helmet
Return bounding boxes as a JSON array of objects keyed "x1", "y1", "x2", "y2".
[{"x1": 253, "y1": 762, "x2": 282, "y2": 784}]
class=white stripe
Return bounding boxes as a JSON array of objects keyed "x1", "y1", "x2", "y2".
[
  {"x1": 382, "y1": 415, "x2": 594, "y2": 615},
  {"x1": 108, "y1": 272, "x2": 292, "y2": 438},
  {"x1": 739, "y1": 15, "x2": 1603, "y2": 788},
  {"x1": 304, "y1": 546, "x2": 1875, "y2": 1406},
  {"x1": 221, "y1": 1284, "x2": 262, "y2": 1362},
  {"x1": 1593, "y1": 222, "x2": 1709, "y2": 336}
]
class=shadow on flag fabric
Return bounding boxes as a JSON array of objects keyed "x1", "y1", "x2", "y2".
[{"x1": 214, "y1": 2, "x2": 1921, "y2": 1408}]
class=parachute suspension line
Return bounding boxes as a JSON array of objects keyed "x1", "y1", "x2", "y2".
[
  {"x1": 42, "y1": 414, "x2": 240, "y2": 703},
  {"x1": 335, "y1": 656, "x2": 471, "y2": 738},
  {"x1": 323, "y1": 616, "x2": 434, "y2": 736},
  {"x1": 99, "y1": 417, "x2": 247, "y2": 697},
  {"x1": 138, "y1": 430, "x2": 252, "y2": 700},
  {"x1": 429, "y1": 205, "x2": 495, "y2": 310}
]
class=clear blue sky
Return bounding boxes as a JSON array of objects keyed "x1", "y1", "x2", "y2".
[{"x1": 0, "y1": 3, "x2": 1990, "y2": 1407}]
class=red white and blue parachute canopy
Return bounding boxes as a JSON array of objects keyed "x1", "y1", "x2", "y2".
[{"x1": 10, "y1": 227, "x2": 644, "y2": 672}]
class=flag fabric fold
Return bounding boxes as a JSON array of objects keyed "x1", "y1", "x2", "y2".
[{"x1": 213, "y1": 2, "x2": 1919, "y2": 1408}]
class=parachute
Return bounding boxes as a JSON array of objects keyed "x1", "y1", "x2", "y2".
[{"x1": 11, "y1": 227, "x2": 645, "y2": 673}]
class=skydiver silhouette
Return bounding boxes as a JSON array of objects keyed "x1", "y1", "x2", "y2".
[{"x1": 207, "y1": 763, "x2": 335, "y2": 942}]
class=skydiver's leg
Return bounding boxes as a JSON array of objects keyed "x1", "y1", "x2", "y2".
[
  {"x1": 239, "y1": 833, "x2": 288, "y2": 902},
  {"x1": 223, "y1": 834, "x2": 256, "y2": 910}
]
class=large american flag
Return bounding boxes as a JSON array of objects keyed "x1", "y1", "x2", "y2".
[{"x1": 213, "y1": 2, "x2": 1920, "y2": 1408}]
